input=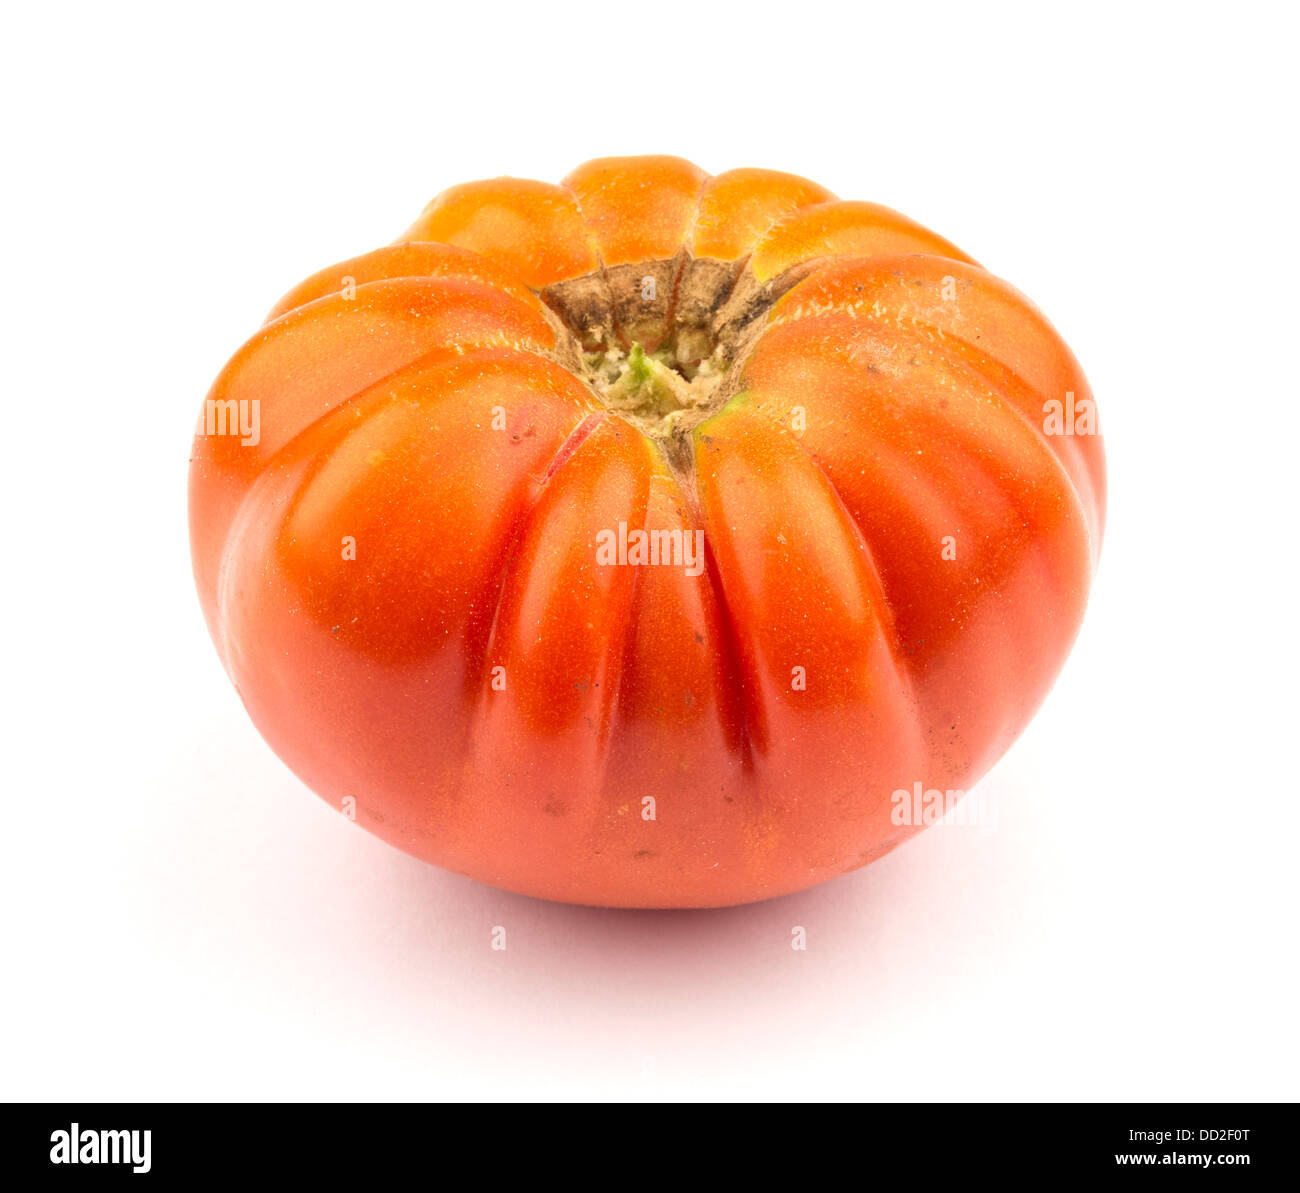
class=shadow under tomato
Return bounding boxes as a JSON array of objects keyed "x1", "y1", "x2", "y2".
[
  {"x1": 357, "y1": 795, "x2": 1024, "y2": 1095},
  {"x1": 141, "y1": 711, "x2": 1031, "y2": 1097}
]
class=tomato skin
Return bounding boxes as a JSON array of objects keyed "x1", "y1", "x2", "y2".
[{"x1": 190, "y1": 156, "x2": 1104, "y2": 908}]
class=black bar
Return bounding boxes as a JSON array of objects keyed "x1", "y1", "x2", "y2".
[{"x1": 3, "y1": 1102, "x2": 1291, "y2": 1179}]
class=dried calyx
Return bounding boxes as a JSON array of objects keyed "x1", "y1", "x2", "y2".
[{"x1": 541, "y1": 253, "x2": 793, "y2": 443}]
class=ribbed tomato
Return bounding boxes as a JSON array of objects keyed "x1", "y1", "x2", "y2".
[{"x1": 189, "y1": 155, "x2": 1104, "y2": 908}]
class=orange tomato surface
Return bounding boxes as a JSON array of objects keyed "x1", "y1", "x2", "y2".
[{"x1": 189, "y1": 155, "x2": 1105, "y2": 908}]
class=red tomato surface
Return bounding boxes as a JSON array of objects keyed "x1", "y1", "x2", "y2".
[{"x1": 189, "y1": 156, "x2": 1105, "y2": 908}]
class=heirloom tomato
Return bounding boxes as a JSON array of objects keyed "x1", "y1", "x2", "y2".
[{"x1": 189, "y1": 155, "x2": 1104, "y2": 908}]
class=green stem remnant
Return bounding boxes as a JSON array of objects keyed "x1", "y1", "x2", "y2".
[
  {"x1": 585, "y1": 340, "x2": 731, "y2": 442},
  {"x1": 601, "y1": 344, "x2": 692, "y2": 420}
]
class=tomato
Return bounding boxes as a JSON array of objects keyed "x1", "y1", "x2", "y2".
[{"x1": 189, "y1": 155, "x2": 1105, "y2": 908}]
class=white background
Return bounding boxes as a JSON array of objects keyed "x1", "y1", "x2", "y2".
[{"x1": 2, "y1": 2, "x2": 1296, "y2": 1101}]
